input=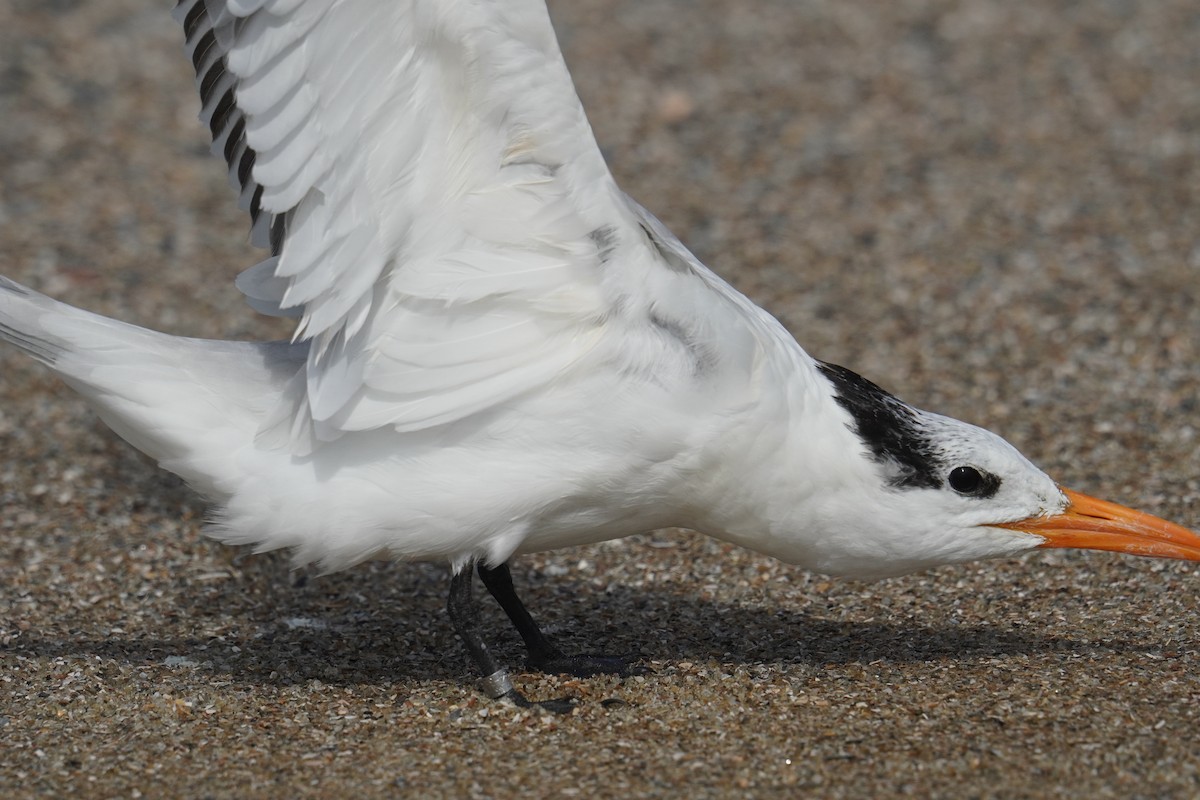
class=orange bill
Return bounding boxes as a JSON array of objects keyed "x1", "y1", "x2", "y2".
[{"x1": 998, "y1": 488, "x2": 1200, "y2": 561}]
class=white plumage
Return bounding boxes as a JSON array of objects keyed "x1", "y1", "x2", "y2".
[
  {"x1": 179, "y1": 0, "x2": 672, "y2": 446},
  {"x1": 2, "y1": 0, "x2": 1198, "y2": 687}
]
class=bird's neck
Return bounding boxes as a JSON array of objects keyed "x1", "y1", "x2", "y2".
[
  {"x1": 680, "y1": 325, "x2": 874, "y2": 567},
  {"x1": 633, "y1": 246, "x2": 879, "y2": 566}
]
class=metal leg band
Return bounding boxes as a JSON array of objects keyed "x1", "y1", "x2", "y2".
[{"x1": 478, "y1": 669, "x2": 514, "y2": 699}]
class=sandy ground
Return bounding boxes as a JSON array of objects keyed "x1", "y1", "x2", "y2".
[{"x1": 1, "y1": 0, "x2": 1199, "y2": 797}]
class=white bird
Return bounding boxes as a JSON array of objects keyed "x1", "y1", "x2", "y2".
[{"x1": 2, "y1": 0, "x2": 1198, "y2": 708}]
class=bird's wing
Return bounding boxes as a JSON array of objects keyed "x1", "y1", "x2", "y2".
[{"x1": 175, "y1": 0, "x2": 676, "y2": 447}]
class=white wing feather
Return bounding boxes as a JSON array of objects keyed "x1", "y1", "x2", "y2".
[{"x1": 174, "y1": 0, "x2": 663, "y2": 447}]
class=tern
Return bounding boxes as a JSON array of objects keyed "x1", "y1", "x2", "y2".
[{"x1": 2, "y1": 0, "x2": 1198, "y2": 709}]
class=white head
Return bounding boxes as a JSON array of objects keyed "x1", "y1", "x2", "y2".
[{"x1": 735, "y1": 362, "x2": 1200, "y2": 578}]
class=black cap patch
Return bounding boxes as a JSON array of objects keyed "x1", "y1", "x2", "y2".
[{"x1": 816, "y1": 362, "x2": 942, "y2": 490}]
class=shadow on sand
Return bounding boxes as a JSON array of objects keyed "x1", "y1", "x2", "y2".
[{"x1": 3, "y1": 558, "x2": 1152, "y2": 691}]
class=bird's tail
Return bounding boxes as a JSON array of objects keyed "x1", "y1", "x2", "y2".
[{"x1": 0, "y1": 276, "x2": 305, "y2": 498}]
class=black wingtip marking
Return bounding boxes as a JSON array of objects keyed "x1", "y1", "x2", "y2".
[
  {"x1": 817, "y1": 362, "x2": 942, "y2": 490},
  {"x1": 269, "y1": 214, "x2": 287, "y2": 256},
  {"x1": 223, "y1": 116, "x2": 246, "y2": 164},
  {"x1": 238, "y1": 147, "x2": 256, "y2": 188},
  {"x1": 183, "y1": 1, "x2": 208, "y2": 42},
  {"x1": 191, "y1": 28, "x2": 217, "y2": 73},
  {"x1": 210, "y1": 86, "x2": 237, "y2": 139},
  {"x1": 249, "y1": 184, "x2": 266, "y2": 227},
  {"x1": 199, "y1": 59, "x2": 226, "y2": 109},
  {"x1": 178, "y1": 0, "x2": 289, "y2": 258}
]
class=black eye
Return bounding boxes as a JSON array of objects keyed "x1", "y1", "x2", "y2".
[{"x1": 948, "y1": 466, "x2": 984, "y2": 495}]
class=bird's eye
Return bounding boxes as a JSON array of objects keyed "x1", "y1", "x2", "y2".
[{"x1": 948, "y1": 466, "x2": 984, "y2": 495}]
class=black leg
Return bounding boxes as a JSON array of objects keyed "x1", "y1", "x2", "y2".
[
  {"x1": 477, "y1": 561, "x2": 642, "y2": 678},
  {"x1": 476, "y1": 561, "x2": 565, "y2": 665},
  {"x1": 446, "y1": 567, "x2": 574, "y2": 713},
  {"x1": 447, "y1": 569, "x2": 506, "y2": 683}
]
